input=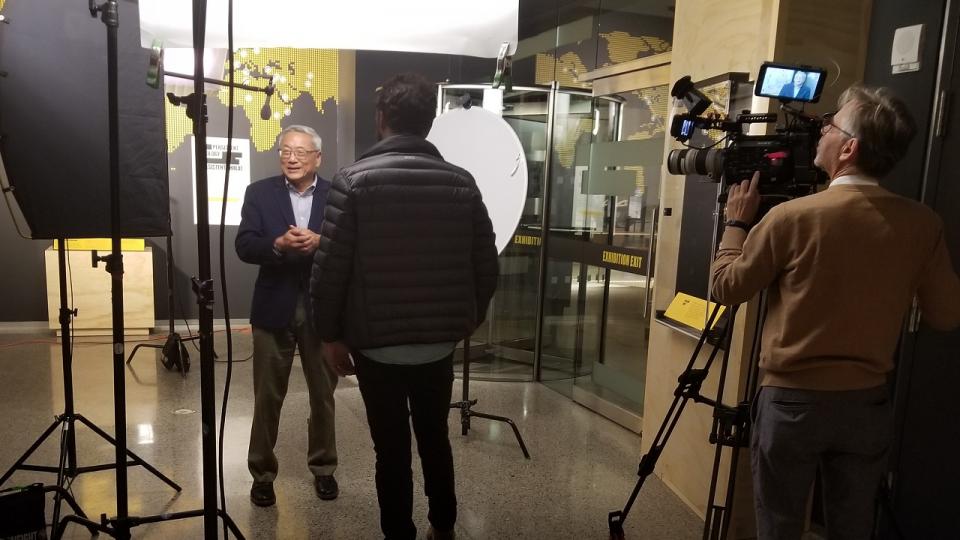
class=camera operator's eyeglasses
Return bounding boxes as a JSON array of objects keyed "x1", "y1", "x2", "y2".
[
  {"x1": 822, "y1": 112, "x2": 856, "y2": 139},
  {"x1": 279, "y1": 148, "x2": 319, "y2": 159}
]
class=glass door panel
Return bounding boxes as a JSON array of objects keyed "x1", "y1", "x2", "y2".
[
  {"x1": 571, "y1": 84, "x2": 668, "y2": 417},
  {"x1": 539, "y1": 90, "x2": 598, "y2": 397},
  {"x1": 439, "y1": 85, "x2": 551, "y2": 381}
]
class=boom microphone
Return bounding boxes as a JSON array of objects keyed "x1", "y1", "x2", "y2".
[{"x1": 260, "y1": 79, "x2": 276, "y2": 120}]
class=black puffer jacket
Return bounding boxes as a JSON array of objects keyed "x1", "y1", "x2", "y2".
[{"x1": 309, "y1": 135, "x2": 498, "y2": 348}]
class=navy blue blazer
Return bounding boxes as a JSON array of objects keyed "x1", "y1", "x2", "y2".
[
  {"x1": 778, "y1": 82, "x2": 811, "y2": 101},
  {"x1": 236, "y1": 174, "x2": 331, "y2": 329}
]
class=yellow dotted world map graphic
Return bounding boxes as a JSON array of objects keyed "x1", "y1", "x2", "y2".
[{"x1": 166, "y1": 48, "x2": 339, "y2": 153}]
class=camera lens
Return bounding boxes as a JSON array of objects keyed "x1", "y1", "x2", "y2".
[{"x1": 667, "y1": 148, "x2": 724, "y2": 180}]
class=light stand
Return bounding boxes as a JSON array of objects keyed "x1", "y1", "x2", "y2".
[
  {"x1": 125, "y1": 235, "x2": 196, "y2": 375},
  {"x1": 106, "y1": 0, "x2": 242, "y2": 536},
  {"x1": 0, "y1": 239, "x2": 180, "y2": 538},
  {"x1": 127, "y1": 63, "x2": 271, "y2": 376},
  {"x1": 53, "y1": 1, "x2": 243, "y2": 538},
  {"x1": 450, "y1": 340, "x2": 530, "y2": 459},
  {"x1": 50, "y1": 1, "x2": 151, "y2": 537}
]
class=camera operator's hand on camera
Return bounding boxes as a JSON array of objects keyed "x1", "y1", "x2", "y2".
[{"x1": 725, "y1": 171, "x2": 761, "y2": 224}]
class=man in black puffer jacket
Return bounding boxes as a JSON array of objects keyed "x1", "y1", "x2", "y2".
[{"x1": 309, "y1": 72, "x2": 498, "y2": 540}]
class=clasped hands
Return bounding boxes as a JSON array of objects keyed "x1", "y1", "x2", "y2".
[{"x1": 274, "y1": 225, "x2": 320, "y2": 255}]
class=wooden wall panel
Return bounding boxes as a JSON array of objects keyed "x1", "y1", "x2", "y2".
[{"x1": 45, "y1": 248, "x2": 155, "y2": 336}]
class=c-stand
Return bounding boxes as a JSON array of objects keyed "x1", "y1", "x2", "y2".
[
  {"x1": 450, "y1": 340, "x2": 530, "y2": 459},
  {"x1": 608, "y1": 295, "x2": 763, "y2": 540},
  {"x1": 126, "y1": 39, "x2": 274, "y2": 379},
  {"x1": 125, "y1": 235, "x2": 196, "y2": 375}
]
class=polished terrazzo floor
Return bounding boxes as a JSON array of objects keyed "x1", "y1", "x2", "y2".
[{"x1": 0, "y1": 329, "x2": 703, "y2": 539}]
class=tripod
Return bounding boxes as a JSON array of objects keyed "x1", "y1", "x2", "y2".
[
  {"x1": 450, "y1": 339, "x2": 531, "y2": 459},
  {"x1": 126, "y1": 235, "x2": 196, "y2": 375},
  {"x1": 609, "y1": 297, "x2": 762, "y2": 540},
  {"x1": 0, "y1": 239, "x2": 180, "y2": 536}
]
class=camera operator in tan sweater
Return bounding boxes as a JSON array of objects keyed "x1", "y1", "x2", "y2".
[{"x1": 711, "y1": 86, "x2": 960, "y2": 539}]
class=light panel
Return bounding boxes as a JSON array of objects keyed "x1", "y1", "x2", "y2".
[{"x1": 139, "y1": 0, "x2": 518, "y2": 58}]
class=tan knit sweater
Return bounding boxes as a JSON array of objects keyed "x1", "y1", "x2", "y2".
[{"x1": 712, "y1": 184, "x2": 960, "y2": 391}]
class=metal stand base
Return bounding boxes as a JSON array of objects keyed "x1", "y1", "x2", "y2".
[
  {"x1": 0, "y1": 414, "x2": 181, "y2": 491},
  {"x1": 0, "y1": 235, "x2": 181, "y2": 537},
  {"x1": 54, "y1": 507, "x2": 245, "y2": 540},
  {"x1": 450, "y1": 341, "x2": 531, "y2": 459},
  {"x1": 126, "y1": 332, "x2": 196, "y2": 375},
  {"x1": 125, "y1": 235, "x2": 196, "y2": 376}
]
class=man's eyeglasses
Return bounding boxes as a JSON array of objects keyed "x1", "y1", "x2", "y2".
[
  {"x1": 279, "y1": 148, "x2": 319, "y2": 159},
  {"x1": 822, "y1": 112, "x2": 856, "y2": 139}
]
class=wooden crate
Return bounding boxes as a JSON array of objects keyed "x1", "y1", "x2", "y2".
[{"x1": 45, "y1": 246, "x2": 155, "y2": 336}]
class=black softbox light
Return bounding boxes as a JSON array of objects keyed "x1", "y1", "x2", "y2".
[{"x1": 0, "y1": 0, "x2": 170, "y2": 239}]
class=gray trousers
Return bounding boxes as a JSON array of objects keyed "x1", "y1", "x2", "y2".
[
  {"x1": 248, "y1": 295, "x2": 338, "y2": 482},
  {"x1": 751, "y1": 385, "x2": 891, "y2": 540}
]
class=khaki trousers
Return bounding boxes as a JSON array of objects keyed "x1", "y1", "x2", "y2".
[{"x1": 248, "y1": 294, "x2": 338, "y2": 482}]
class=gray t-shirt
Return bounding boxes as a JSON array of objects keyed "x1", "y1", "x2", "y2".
[{"x1": 360, "y1": 342, "x2": 457, "y2": 365}]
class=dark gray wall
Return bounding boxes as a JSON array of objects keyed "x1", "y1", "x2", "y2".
[
  {"x1": 354, "y1": 51, "x2": 493, "y2": 159},
  {"x1": 862, "y1": 1, "x2": 960, "y2": 538},
  {"x1": 863, "y1": 0, "x2": 946, "y2": 201}
]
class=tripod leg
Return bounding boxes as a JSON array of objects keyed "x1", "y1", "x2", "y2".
[
  {"x1": 74, "y1": 415, "x2": 182, "y2": 491},
  {"x1": 466, "y1": 409, "x2": 531, "y2": 459},
  {"x1": 702, "y1": 436, "x2": 728, "y2": 540},
  {"x1": 52, "y1": 419, "x2": 74, "y2": 531},
  {"x1": 218, "y1": 508, "x2": 247, "y2": 539},
  {"x1": 52, "y1": 514, "x2": 111, "y2": 540},
  {"x1": 718, "y1": 444, "x2": 744, "y2": 540},
  {"x1": 43, "y1": 486, "x2": 99, "y2": 536},
  {"x1": 610, "y1": 366, "x2": 707, "y2": 532},
  {"x1": 0, "y1": 417, "x2": 63, "y2": 486}
]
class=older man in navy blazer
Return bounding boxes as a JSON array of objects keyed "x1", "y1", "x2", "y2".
[{"x1": 236, "y1": 125, "x2": 338, "y2": 508}]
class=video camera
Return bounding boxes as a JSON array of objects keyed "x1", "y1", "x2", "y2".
[{"x1": 665, "y1": 62, "x2": 829, "y2": 201}]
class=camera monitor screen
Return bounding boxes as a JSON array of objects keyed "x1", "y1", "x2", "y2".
[{"x1": 755, "y1": 62, "x2": 826, "y2": 103}]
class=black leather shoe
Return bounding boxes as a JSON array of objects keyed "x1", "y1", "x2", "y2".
[
  {"x1": 314, "y1": 475, "x2": 339, "y2": 500},
  {"x1": 250, "y1": 481, "x2": 276, "y2": 507}
]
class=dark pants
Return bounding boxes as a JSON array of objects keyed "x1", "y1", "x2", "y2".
[
  {"x1": 751, "y1": 385, "x2": 891, "y2": 540},
  {"x1": 248, "y1": 294, "x2": 338, "y2": 482},
  {"x1": 355, "y1": 353, "x2": 457, "y2": 540}
]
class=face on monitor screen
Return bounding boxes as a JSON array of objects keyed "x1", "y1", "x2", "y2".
[{"x1": 755, "y1": 62, "x2": 826, "y2": 103}]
